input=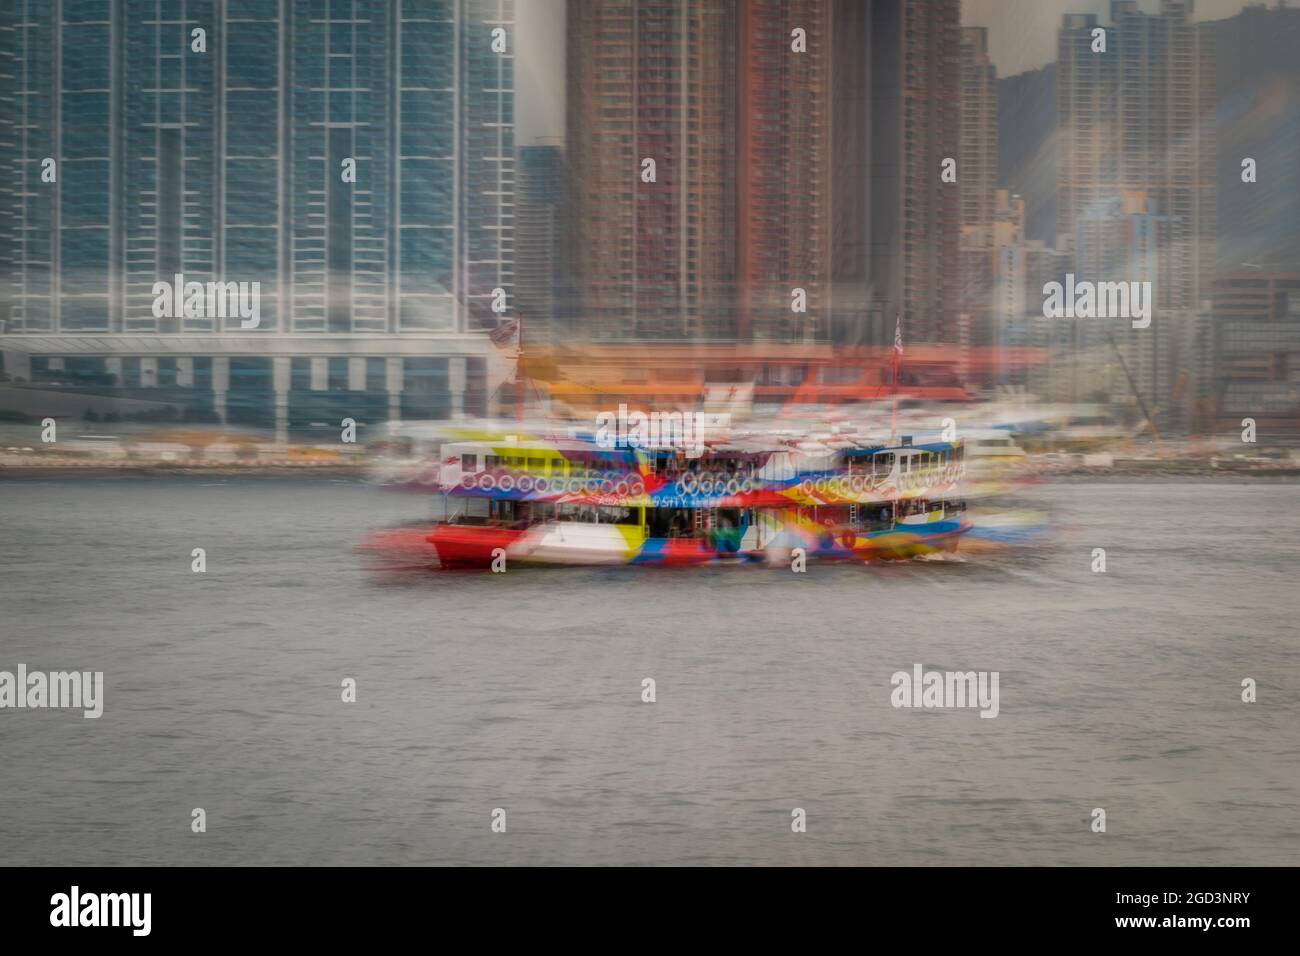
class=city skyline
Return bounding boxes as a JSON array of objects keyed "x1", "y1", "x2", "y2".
[
  {"x1": 515, "y1": 0, "x2": 1265, "y2": 143},
  {"x1": 0, "y1": 0, "x2": 1296, "y2": 439}
]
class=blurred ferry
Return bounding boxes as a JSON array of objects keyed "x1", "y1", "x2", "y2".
[
  {"x1": 376, "y1": 433, "x2": 971, "y2": 569},
  {"x1": 961, "y1": 428, "x2": 1029, "y2": 480}
]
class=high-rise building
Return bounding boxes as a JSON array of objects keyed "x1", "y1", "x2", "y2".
[
  {"x1": 1056, "y1": 0, "x2": 1216, "y2": 422},
  {"x1": 960, "y1": 27, "x2": 996, "y2": 231},
  {"x1": 1211, "y1": 271, "x2": 1300, "y2": 437},
  {"x1": 866, "y1": 0, "x2": 961, "y2": 347},
  {"x1": 515, "y1": 142, "x2": 567, "y2": 344},
  {"x1": 990, "y1": 190, "x2": 1027, "y2": 381},
  {"x1": 1023, "y1": 238, "x2": 1073, "y2": 400},
  {"x1": 565, "y1": 0, "x2": 961, "y2": 351},
  {"x1": 958, "y1": 26, "x2": 998, "y2": 361},
  {"x1": 827, "y1": 0, "x2": 886, "y2": 348},
  {"x1": 0, "y1": 0, "x2": 514, "y2": 436},
  {"x1": 566, "y1": 0, "x2": 738, "y2": 341},
  {"x1": 737, "y1": 0, "x2": 828, "y2": 344}
]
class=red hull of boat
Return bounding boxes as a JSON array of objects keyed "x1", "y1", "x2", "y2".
[{"x1": 426, "y1": 525, "x2": 525, "y2": 568}]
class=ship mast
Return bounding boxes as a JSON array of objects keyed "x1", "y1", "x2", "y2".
[{"x1": 516, "y1": 311, "x2": 525, "y2": 426}]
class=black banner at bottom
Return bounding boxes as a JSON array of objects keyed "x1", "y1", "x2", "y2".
[{"x1": 0, "y1": 866, "x2": 1286, "y2": 942}]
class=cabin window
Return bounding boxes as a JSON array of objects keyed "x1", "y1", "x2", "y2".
[
  {"x1": 597, "y1": 505, "x2": 639, "y2": 526},
  {"x1": 527, "y1": 457, "x2": 545, "y2": 473},
  {"x1": 486, "y1": 455, "x2": 501, "y2": 469},
  {"x1": 462, "y1": 453, "x2": 478, "y2": 472},
  {"x1": 874, "y1": 453, "x2": 895, "y2": 476},
  {"x1": 558, "y1": 504, "x2": 598, "y2": 523},
  {"x1": 507, "y1": 456, "x2": 524, "y2": 468},
  {"x1": 647, "y1": 507, "x2": 694, "y2": 538}
]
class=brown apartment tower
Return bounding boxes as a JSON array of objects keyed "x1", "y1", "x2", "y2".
[
  {"x1": 821, "y1": 0, "x2": 962, "y2": 347},
  {"x1": 566, "y1": 0, "x2": 961, "y2": 347},
  {"x1": 567, "y1": 0, "x2": 739, "y2": 341}
]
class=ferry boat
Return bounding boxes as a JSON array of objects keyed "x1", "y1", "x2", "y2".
[
  {"x1": 961, "y1": 428, "x2": 1030, "y2": 480},
  {"x1": 384, "y1": 432, "x2": 971, "y2": 569}
]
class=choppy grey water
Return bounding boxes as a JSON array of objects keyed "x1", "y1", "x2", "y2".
[{"x1": 1, "y1": 477, "x2": 1297, "y2": 866}]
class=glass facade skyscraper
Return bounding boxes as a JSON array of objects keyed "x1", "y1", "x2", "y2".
[{"x1": 0, "y1": 0, "x2": 513, "y2": 435}]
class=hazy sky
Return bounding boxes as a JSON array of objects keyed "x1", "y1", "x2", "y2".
[
  {"x1": 963, "y1": 0, "x2": 1256, "y2": 75},
  {"x1": 515, "y1": 0, "x2": 566, "y2": 145},
  {"x1": 514, "y1": 0, "x2": 1258, "y2": 144}
]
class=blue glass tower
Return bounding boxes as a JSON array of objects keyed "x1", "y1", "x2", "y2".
[{"x1": 0, "y1": 0, "x2": 513, "y2": 435}]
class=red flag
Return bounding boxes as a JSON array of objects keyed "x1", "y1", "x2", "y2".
[{"x1": 489, "y1": 317, "x2": 519, "y2": 349}]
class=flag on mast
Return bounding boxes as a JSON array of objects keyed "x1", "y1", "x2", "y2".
[{"x1": 489, "y1": 317, "x2": 520, "y2": 351}]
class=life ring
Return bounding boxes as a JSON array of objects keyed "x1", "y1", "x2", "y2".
[
  {"x1": 851, "y1": 475, "x2": 865, "y2": 493},
  {"x1": 837, "y1": 476, "x2": 852, "y2": 496},
  {"x1": 615, "y1": 480, "x2": 630, "y2": 498},
  {"x1": 631, "y1": 479, "x2": 645, "y2": 496},
  {"x1": 585, "y1": 478, "x2": 601, "y2": 495},
  {"x1": 741, "y1": 477, "x2": 755, "y2": 494},
  {"x1": 699, "y1": 478, "x2": 714, "y2": 496},
  {"x1": 681, "y1": 475, "x2": 698, "y2": 496},
  {"x1": 800, "y1": 478, "x2": 814, "y2": 496},
  {"x1": 478, "y1": 473, "x2": 497, "y2": 491},
  {"x1": 534, "y1": 477, "x2": 549, "y2": 495},
  {"x1": 600, "y1": 478, "x2": 615, "y2": 495},
  {"x1": 815, "y1": 478, "x2": 828, "y2": 496},
  {"x1": 497, "y1": 474, "x2": 515, "y2": 492},
  {"x1": 460, "y1": 474, "x2": 477, "y2": 490},
  {"x1": 726, "y1": 478, "x2": 740, "y2": 496},
  {"x1": 517, "y1": 475, "x2": 534, "y2": 493}
]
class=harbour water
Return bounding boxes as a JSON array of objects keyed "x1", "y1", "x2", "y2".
[{"x1": 1, "y1": 477, "x2": 1297, "y2": 865}]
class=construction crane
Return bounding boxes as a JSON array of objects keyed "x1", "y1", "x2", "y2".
[{"x1": 1106, "y1": 331, "x2": 1162, "y2": 451}]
